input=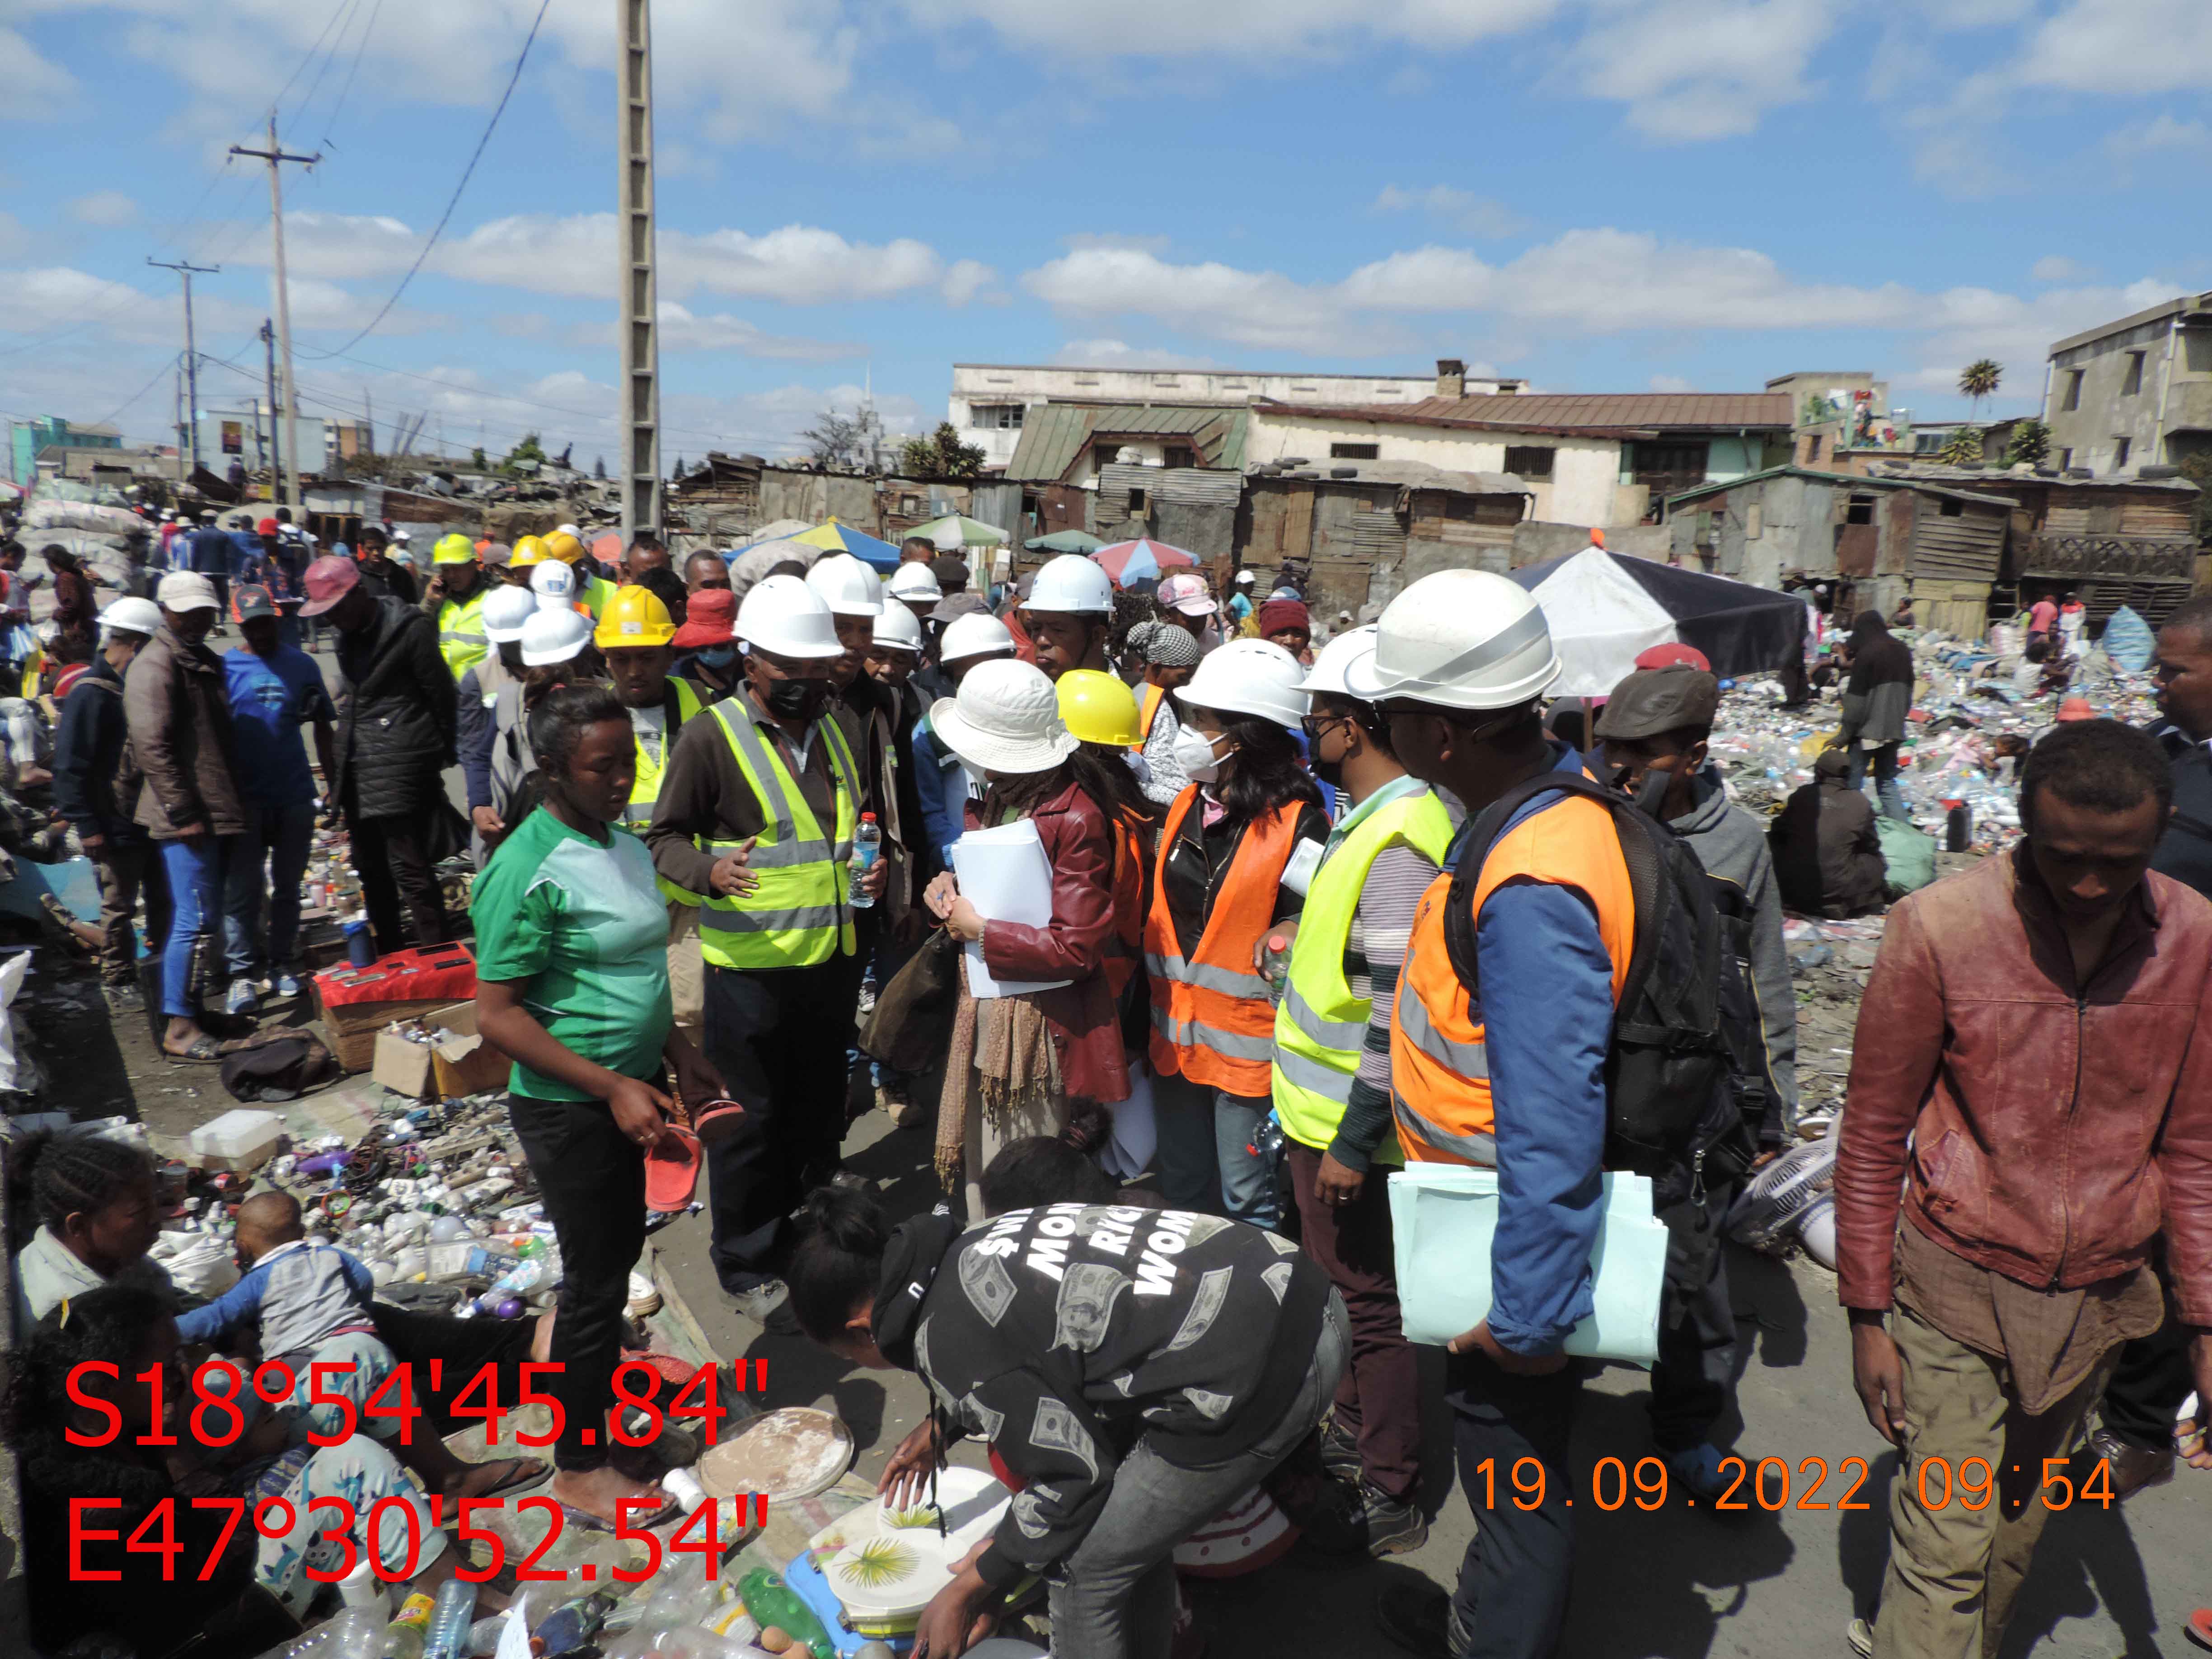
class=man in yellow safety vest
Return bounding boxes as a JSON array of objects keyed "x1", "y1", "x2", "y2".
[{"x1": 425, "y1": 531, "x2": 489, "y2": 681}]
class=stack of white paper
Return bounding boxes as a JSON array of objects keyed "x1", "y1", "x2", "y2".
[
  {"x1": 949, "y1": 820, "x2": 1073, "y2": 999},
  {"x1": 1388, "y1": 1166, "x2": 1669, "y2": 1364}
]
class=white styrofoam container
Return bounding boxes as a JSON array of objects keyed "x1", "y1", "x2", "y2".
[{"x1": 185, "y1": 1108, "x2": 286, "y2": 1168}]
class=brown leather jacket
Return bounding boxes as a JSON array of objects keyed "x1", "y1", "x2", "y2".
[
  {"x1": 970, "y1": 779, "x2": 1131, "y2": 1105},
  {"x1": 1836, "y1": 850, "x2": 2212, "y2": 1325},
  {"x1": 122, "y1": 622, "x2": 244, "y2": 839}
]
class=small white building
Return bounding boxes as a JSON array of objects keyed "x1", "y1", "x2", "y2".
[
  {"x1": 195, "y1": 405, "x2": 329, "y2": 476},
  {"x1": 949, "y1": 358, "x2": 1524, "y2": 470}
]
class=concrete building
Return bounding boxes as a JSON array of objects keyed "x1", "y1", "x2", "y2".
[
  {"x1": 1243, "y1": 389, "x2": 1795, "y2": 526},
  {"x1": 949, "y1": 359, "x2": 1524, "y2": 470},
  {"x1": 195, "y1": 406, "x2": 329, "y2": 479},
  {"x1": 7, "y1": 416, "x2": 122, "y2": 485},
  {"x1": 2043, "y1": 292, "x2": 2212, "y2": 476}
]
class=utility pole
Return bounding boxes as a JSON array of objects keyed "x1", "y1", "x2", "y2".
[
  {"x1": 618, "y1": 0, "x2": 662, "y2": 542},
  {"x1": 149, "y1": 256, "x2": 219, "y2": 477},
  {"x1": 261, "y1": 320, "x2": 283, "y2": 493},
  {"x1": 231, "y1": 116, "x2": 319, "y2": 512},
  {"x1": 363, "y1": 386, "x2": 375, "y2": 459}
]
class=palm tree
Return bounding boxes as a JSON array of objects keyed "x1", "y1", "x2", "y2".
[{"x1": 1958, "y1": 359, "x2": 2002, "y2": 421}]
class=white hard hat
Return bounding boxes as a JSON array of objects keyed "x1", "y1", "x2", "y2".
[
  {"x1": 1302, "y1": 624, "x2": 1379, "y2": 699},
  {"x1": 872, "y1": 601, "x2": 923, "y2": 654},
  {"x1": 1345, "y1": 570, "x2": 1559, "y2": 712},
  {"x1": 556, "y1": 523, "x2": 581, "y2": 539},
  {"x1": 887, "y1": 562, "x2": 942, "y2": 602},
  {"x1": 519, "y1": 606, "x2": 593, "y2": 667},
  {"x1": 1178, "y1": 638, "x2": 1310, "y2": 729},
  {"x1": 98, "y1": 597, "x2": 164, "y2": 638},
  {"x1": 939, "y1": 610, "x2": 1017, "y2": 663},
  {"x1": 929, "y1": 658, "x2": 1077, "y2": 777},
  {"x1": 483, "y1": 585, "x2": 539, "y2": 644},
  {"x1": 1026, "y1": 553, "x2": 1113, "y2": 615},
  {"x1": 530, "y1": 560, "x2": 579, "y2": 610},
  {"x1": 736, "y1": 573, "x2": 843, "y2": 660},
  {"x1": 805, "y1": 553, "x2": 883, "y2": 617}
]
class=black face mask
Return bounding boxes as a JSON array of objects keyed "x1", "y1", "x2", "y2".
[
  {"x1": 1613, "y1": 762, "x2": 1675, "y2": 818},
  {"x1": 764, "y1": 676, "x2": 828, "y2": 722},
  {"x1": 1303, "y1": 717, "x2": 1345, "y2": 789}
]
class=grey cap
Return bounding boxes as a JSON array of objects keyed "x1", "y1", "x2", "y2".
[
  {"x1": 1145, "y1": 625, "x2": 1200, "y2": 668},
  {"x1": 1592, "y1": 666, "x2": 1720, "y2": 741}
]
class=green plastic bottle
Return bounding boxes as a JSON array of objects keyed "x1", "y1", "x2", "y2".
[{"x1": 736, "y1": 1566, "x2": 835, "y2": 1659}]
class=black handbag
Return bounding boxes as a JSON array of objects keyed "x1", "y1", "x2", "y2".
[{"x1": 858, "y1": 927, "x2": 959, "y2": 1072}]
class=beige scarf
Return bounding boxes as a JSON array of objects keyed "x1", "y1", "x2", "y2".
[{"x1": 933, "y1": 954, "x2": 1060, "y2": 1190}]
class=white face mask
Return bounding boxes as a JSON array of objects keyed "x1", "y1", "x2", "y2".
[{"x1": 1171, "y1": 726, "x2": 1226, "y2": 783}]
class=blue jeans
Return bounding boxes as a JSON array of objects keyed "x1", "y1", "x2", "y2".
[
  {"x1": 159, "y1": 834, "x2": 235, "y2": 1018},
  {"x1": 1151, "y1": 1070, "x2": 1280, "y2": 1230},
  {"x1": 1847, "y1": 740, "x2": 1909, "y2": 822},
  {"x1": 223, "y1": 801, "x2": 315, "y2": 979}
]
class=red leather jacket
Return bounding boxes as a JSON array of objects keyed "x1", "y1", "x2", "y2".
[
  {"x1": 1836, "y1": 851, "x2": 2212, "y2": 1324},
  {"x1": 970, "y1": 780, "x2": 1131, "y2": 1105}
]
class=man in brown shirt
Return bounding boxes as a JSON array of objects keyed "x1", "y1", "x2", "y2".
[{"x1": 1836, "y1": 720, "x2": 2212, "y2": 1659}]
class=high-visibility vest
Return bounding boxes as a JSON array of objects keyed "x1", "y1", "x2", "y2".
[
  {"x1": 623, "y1": 677, "x2": 707, "y2": 905},
  {"x1": 437, "y1": 590, "x2": 489, "y2": 680},
  {"x1": 1270, "y1": 787, "x2": 1455, "y2": 1157},
  {"x1": 1390, "y1": 789, "x2": 1634, "y2": 1168},
  {"x1": 1133, "y1": 682, "x2": 1169, "y2": 752},
  {"x1": 1144, "y1": 789, "x2": 1302, "y2": 1096},
  {"x1": 1102, "y1": 809, "x2": 1148, "y2": 1003},
  {"x1": 695, "y1": 701, "x2": 861, "y2": 970},
  {"x1": 581, "y1": 574, "x2": 619, "y2": 621}
]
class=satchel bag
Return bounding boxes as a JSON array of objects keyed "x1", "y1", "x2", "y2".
[{"x1": 858, "y1": 926, "x2": 959, "y2": 1073}]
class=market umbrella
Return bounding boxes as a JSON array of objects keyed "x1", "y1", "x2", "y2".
[
  {"x1": 1024, "y1": 529, "x2": 1105, "y2": 554},
  {"x1": 1507, "y1": 543, "x2": 1807, "y2": 698},
  {"x1": 1092, "y1": 538, "x2": 1199, "y2": 586},
  {"x1": 906, "y1": 512, "x2": 1008, "y2": 550},
  {"x1": 792, "y1": 517, "x2": 901, "y2": 572}
]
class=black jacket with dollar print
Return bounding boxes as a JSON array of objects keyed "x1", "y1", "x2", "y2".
[{"x1": 872, "y1": 1205, "x2": 1331, "y2": 1592}]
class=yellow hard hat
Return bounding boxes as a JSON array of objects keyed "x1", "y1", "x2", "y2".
[
  {"x1": 544, "y1": 531, "x2": 585, "y2": 565},
  {"x1": 594, "y1": 583, "x2": 676, "y2": 649},
  {"x1": 1057, "y1": 668, "x2": 1143, "y2": 747},
  {"x1": 510, "y1": 535, "x2": 548, "y2": 569},
  {"x1": 432, "y1": 532, "x2": 477, "y2": 566}
]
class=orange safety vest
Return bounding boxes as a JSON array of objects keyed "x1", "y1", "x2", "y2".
[
  {"x1": 1133, "y1": 682, "x2": 1169, "y2": 752},
  {"x1": 1144, "y1": 791, "x2": 1302, "y2": 1095},
  {"x1": 1103, "y1": 810, "x2": 1147, "y2": 1002},
  {"x1": 1391, "y1": 789, "x2": 1635, "y2": 1167}
]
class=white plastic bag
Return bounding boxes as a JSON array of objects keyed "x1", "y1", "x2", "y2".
[{"x1": 150, "y1": 1229, "x2": 241, "y2": 1300}]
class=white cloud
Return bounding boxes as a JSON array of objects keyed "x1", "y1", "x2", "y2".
[
  {"x1": 1022, "y1": 246, "x2": 1402, "y2": 352},
  {"x1": 570, "y1": 302, "x2": 863, "y2": 360},
  {"x1": 899, "y1": 0, "x2": 1559, "y2": 58},
  {"x1": 2014, "y1": 0, "x2": 2212, "y2": 95},
  {"x1": 1050, "y1": 339, "x2": 1226, "y2": 370},
  {"x1": 1560, "y1": 0, "x2": 1833, "y2": 140},
  {"x1": 2104, "y1": 114, "x2": 2212, "y2": 156},
  {"x1": 2031, "y1": 255, "x2": 2095, "y2": 283},
  {"x1": 66, "y1": 191, "x2": 139, "y2": 228},
  {"x1": 0, "y1": 26, "x2": 78, "y2": 113},
  {"x1": 1648, "y1": 374, "x2": 1694, "y2": 392},
  {"x1": 1061, "y1": 233, "x2": 1172, "y2": 254},
  {"x1": 1374, "y1": 186, "x2": 1526, "y2": 238}
]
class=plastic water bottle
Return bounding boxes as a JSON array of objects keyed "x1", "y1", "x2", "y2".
[
  {"x1": 421, "y1": 1577, "x2": 475, "y2": 1659},
  {"x1": 1261, "y1": 933, "x2": 1293, "y2": 1005},
  {"x1": 848, "y1": 812, "x2": 881, "y2": 909}
]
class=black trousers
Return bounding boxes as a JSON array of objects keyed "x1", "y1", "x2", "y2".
[
  {"x1": 1650, "y1": 1181, "x2": 1739, "y2": 1453},
  {"x1": 351, "y1": 810, "x2": 448, "y2": 957},
  {"x1": 2101, "y1": 1303, "x2": 2195, "y2": 1453},
  {"x1": 365, "y1": 1301, "x2": 534, "y2": 1434},
  {"x1": 703, "y1": 957, "x2": 854, "y2": 1292},
  {"x1": 1447, "y1": 1350, "x2": 1583, "y2": 1659},
  {"x1": 507, "y1": 1088, "x2": 647, "y2": 1473}
]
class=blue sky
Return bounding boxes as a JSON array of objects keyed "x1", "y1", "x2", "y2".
[{"x1": 3, "y1": 0, "x2": 2207, "y2": 467}]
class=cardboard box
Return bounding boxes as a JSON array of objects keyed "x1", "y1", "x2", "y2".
[{"x1": 372, "y1": 1002, "x2": 510, "y2": 1099}]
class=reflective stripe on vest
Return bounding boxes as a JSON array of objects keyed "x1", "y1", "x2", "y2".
[
  {"x1": 1133, "y1": 682, "x2": 1168, "y2": 752},
  {"x1": 624, "y1": 678, "x2": 706, "y2": 905},
  {"x1": 1389, "y1": 787, "x2": 1635, "y2": 1168},
  {"x1": 1143, "y1": 787, "x2": 1302, "y2": 1096},
  {"x1": 1270, "y1": 788, "x2": 1454, "y2": 1151},
  {"x1": 695, "y1": 700, "x2": 860, "y2": 970},
  {"x1": 437, "y1": 591, "x2": 489, "y2": 680}
]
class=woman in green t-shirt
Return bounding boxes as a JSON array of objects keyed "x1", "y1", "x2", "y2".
[{"x1": 473, "y1": 683, "x2": 736, "y2": 1526}]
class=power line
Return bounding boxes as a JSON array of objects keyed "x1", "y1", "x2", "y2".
[
  {"x1": 317, "y1": 0, "x2": 387, "y2": 147},
  {"x1": 92, "y1": 358, "x2": 182, "y2": 429},
  {"x1": 268, "y1": 0, "x2": 362, "y2": 124}
]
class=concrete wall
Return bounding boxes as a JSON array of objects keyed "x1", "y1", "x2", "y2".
[
  {"x1": 1243, "y1": 411, "x2": 1622, "y2": 525},
  {"x1": 2045, "y1": 310, "x2": 2193, "y2": 476}
]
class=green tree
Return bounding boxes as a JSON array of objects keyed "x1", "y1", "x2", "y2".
[
  {"x1": 2003, "y1": 418, "x2": 2052, "y2": 468},
  {"x1": 1958, "y1": 359, "x2": 2002, "y2": 420},
  {"x1": 471, "y1": 447, "x2": 488, "y2": 471},
  {"x1": 500, "y1": 433, "x2": 547, "y2": 475},
  {"x1": 899, "y1": 421, "x2": 986, "y2": 480},
  {"x1": 594, "y1": 455, "x2": 607, "y2": 479},
  {"x1": 1940, "y1": 426, "x2": 1985, "y2": 467}
]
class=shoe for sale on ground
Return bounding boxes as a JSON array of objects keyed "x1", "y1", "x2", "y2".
[
  {"x1": 723, "y1": 1278, "x2": 801, "y2": 1336},
  {"x1": 1375, "y1": 1583, "x2": 1470, "y2": 1659},
  {"x1": 103, "y1": 981, "x2": 144, "y2": 1015},
  {"x1": 2088, "y1": 1425, "x2": 2175, "y2": 1499},
  {"x1": 625, "y1": 1270, "x2": 662, "y2": 1319},
  {"x1": 272, "y1": 970, "x2": 302, "y2": 998},
  {"x1": 1845, "y1": 1617, "x2": 1874, "y2": 1657},
  {"x1": 1360, "y1": 1483, "x2": 1429, "y2": 1557},
  {"x1": 1318, "y1": 1416, "x2": 1361, "y2": 1477},
  {"x1": 1665, "y1": 1441, "x2": 1734, "y2": 1502},
  {"x1": 225, "y1": 978, "x2": 259, "y2": 1016}
]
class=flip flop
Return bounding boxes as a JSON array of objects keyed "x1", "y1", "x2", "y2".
[
  {"x1": 2186, "y1": 1609, "x2": 2212, "y2": 1652},
  {"x1": 162, "y1": 1036, "x2": 228, "y2": 1064},
  {"x1": 559, "y1": 1488, "x2": 683, "y2": 1532},
  {"x1": 645, "y1": 1123, "x2": 702, "y2": 1211},
  {"x1": 459, "y1": 1455, "x2": 548, "y2": 1501}
]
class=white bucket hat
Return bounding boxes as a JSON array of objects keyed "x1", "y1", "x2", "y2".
[{"x1": 929, "y1": 658, "x2": 1077, "y2": 776}]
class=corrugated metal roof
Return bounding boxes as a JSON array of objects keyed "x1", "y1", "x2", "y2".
[
  {"x1": 1002, "y1": 404, "x2": 1247, "y2": 483},
  {"x1": 1255, "y1": 391, "x2": 1790, "y2": 436},
  {"x1": 1665, "y1": 466, "x2": 2020, "y2": 511},
  {"x1": 1256, "y1": 459, "x2": 1531, "y2": 496}
]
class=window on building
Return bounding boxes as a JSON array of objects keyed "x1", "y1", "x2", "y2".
[
  {"x1": 1846, "y1": 494, "x2": 1875, "y2": 525},
  {"x1": 2059, "y1": 448, "x2": 2074, "y2": 470},
  {"x1": 1939, "y1": 498, "x2": 1963, "y2": 517},
  {"x1": 1163, "y1": 445, "x2": 1196, "y2": 469},
  {"x1": 1092, "y1": 444, "x2": 1120, "y2": 474},
  {"x1": 1330, "y1": 442, "x2": 1380, "y2": 460},
  {"x1": 900, "y1": 494, "x2": 922, "y2": 515},
  {"x1": 2122, "y1": 352, "x2": 2145, "y2": 396},
  {"x1": 2062, "y1": 370, "x2": 2084, "y2": 411},
  {"x1": 2113, "y1": 436, "x2": 2132, "y2": 468},
  {"x1": 1128, "y1": 488, "x2": 1147, "y2": 513},
  {"x1": 1502, "y1": 445, "x2": 1555, "y2": 479},
  {"x1": 1804, "y1": 435, "x2": 1823, "y2": 462},
  {"x1": 969, "y1": 403, "x2": 1024, "y2": 430}
]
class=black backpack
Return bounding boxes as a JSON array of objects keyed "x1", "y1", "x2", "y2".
[{"x1": 1441, "y1": 771, "x2": 1776, "y2": 1191}]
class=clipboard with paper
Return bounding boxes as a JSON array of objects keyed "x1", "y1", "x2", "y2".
[
  {"x1": 1388, "y1": 1166, "x2": 1669, "y2": 1364},
  {"x1": 949, "y1": 820, "x2": 1073, "y2": 999}
]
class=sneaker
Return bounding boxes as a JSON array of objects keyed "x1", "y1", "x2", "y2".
[
  {"x1": 1665, "y1": 1442, "x2": 1734, "y2": 1503},
  {"x1": 224, "y1": 978, "x2": 259, "y2": 1017},
  {"x1": 724, "y1": 1278, "x2": 801, "y2": 1336},
  {"x1": 1845, "y1": 1617, "x2": 1874, "y2": 1658},
  {"x1": 625, "y1": 1270, "x2": 662, "y2": 1319},
  {"x1": 1360, "y1": 1484, "x2": 1429, "y2": 1557},
  {"x1": 1375, "y1": 1584, "x2": 1469, "y2": 1659},
  {"x1": 272, "y1": 970, "x2": 302, "y2": 998},
  {"x1": 103, "y1": 982, "x2": 145, "y2": 1015},
  {"x1": 1318, "y1": 1417, "x2": 1362, "y2": 1478},
  {"x1": 2087, "y1": 1425, "x2": 2175, "y2": 1500}
]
